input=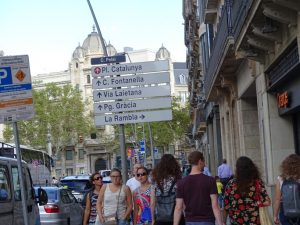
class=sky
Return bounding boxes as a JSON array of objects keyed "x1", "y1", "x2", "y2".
[{"x1": 0, "y1": 0, "x2": 186, "y2": 76}]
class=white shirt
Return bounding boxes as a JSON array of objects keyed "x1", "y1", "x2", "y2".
[{"x1": 126, "y1": 177, "x2": 140, "y2": 192}]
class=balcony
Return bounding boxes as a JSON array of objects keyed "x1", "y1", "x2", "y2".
[
  {"x1": 204, "y1": 0, "x2": 254, "y2": 100},
  {"x1": 204, "y1": 3, "x2": 234, "y2": 99},
  {"x1": 204, "y1": 0, "x2": 218, "y2": 24}
]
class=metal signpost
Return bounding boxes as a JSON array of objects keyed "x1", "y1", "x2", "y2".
[
  {"x1": 92, "y1": 59, "x2": 173, "y2": 168},
  {"x1": 0, "y1": 55, "x2": 34, "y2": 225}
]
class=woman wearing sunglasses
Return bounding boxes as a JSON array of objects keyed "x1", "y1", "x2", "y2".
[
  {"x1": 83, "y1": 172, "x2": 103, "y2": 225},
  {"x1": 97, "y1": 168, "x2": 132, "y2": 225},
  {"x1": 133, "y1": 167, "x2": 152, "y2": 225}
]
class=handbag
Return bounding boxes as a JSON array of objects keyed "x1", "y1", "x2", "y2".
[
  {"x1": 138, "y1": 187, "x2": 152, "y2": 223},
  {"x1": 255, "y1": 180, "x2": 272, "y2": 225}
]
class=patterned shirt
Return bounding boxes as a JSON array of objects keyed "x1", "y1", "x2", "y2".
[
  {"x1": 134, "y1": 186, "x2": 152, "y2": 225},
  {"x1": 89, "y1": 191, "x2": 98, "y2": 223},
  {"x1": 224, "y1": 178, "x2": 270, "y2": 225}
]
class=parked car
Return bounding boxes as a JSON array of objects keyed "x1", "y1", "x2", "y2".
[
  {"x1": 99, "y1": 169, "x2": 111, "y2": 183},
  {"x1": 59, "y1": 175, "x2": 91, "y2": 203},
  {"x1": 35, "y1": 186, "x2": 83, "y2": 225},
  {"x1": 0, "y1": 156, "x2": 48, "y2": 225}
]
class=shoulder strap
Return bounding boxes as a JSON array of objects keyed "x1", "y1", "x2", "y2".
[{"x1": 168, "y1": 180, "x2": 177, "y2": 195}]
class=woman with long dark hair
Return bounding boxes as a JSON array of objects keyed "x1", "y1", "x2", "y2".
[
  {"x1": 223, "y1": 156, "x2": 271, "y2": 224},
  {"x1": 150, "y1": 154, "x2": 183, "y2": 225},
  {"x1": 83, "y1": 172, "x2": 103, "y2": 225}
]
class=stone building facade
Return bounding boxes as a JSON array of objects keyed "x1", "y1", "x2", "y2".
[{"x1": 183, "y1": 0, "x2": 300, "y2": 184}]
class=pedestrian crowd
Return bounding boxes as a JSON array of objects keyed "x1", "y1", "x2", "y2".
[{"x1": 83, "y1": 152, "x2": 300, "y2": 225}]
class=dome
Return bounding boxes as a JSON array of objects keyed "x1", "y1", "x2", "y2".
[
  {"x1": 156, "y1": 44, "x2": 171, "y2": 60},
  {"x1": 82, "y1": 30, "x2": 106, "y2": 55},
  {"x1": 106, "y1": 42, "x2": 117, "y2": 56},
  {"x1": 72, "y1": 44, "x2": 86, "y2": 59}
]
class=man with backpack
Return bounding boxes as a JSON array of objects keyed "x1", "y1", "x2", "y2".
[
  {"x1": 173, "y1": 151, "x2": 223, "y2": 225},
  {"x1": 83, "y1": 172, "x2": 103, "y2": 225}
]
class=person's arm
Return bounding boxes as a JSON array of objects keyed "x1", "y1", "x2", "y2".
[
  {"x1": 96, "y1": 185, "x2": 106, "y2": 223},
  {"x1": 133, "y1": 191, "x2": 138, "y2": 225},
  {"x1": 211, "y1": 194, "x2": 223, "y2": 225},
  {"x1": 83, "y1": 193, "x2": 91, "y2": 225},
  {"x1": 173, "y1": 198, "x2": 183, "y2": 225},
  {"x1": 124, "y1": 186, "x2": 133, "y2": 220},
  {"x1": 150, "y1": 186, "x2": 156, "y2": 225},
  {"x1": 273, "y1": 179, "x2": 281, "y2": 224}
]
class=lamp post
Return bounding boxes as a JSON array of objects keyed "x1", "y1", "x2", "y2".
[{"x1": 86, "y1": 0, "x2": 128, "y2": 181}]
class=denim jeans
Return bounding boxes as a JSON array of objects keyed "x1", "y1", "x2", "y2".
[
  {"x1": 118, "y1": 219, "x2": 129, "y2": 225},
  {"x1": 186, "y1": 222, "x2": 214, "y2": 225}
]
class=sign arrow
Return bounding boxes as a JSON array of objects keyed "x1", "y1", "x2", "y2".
[
  {"x1": 97, "y1": 92, "x2": 102, "y2": 98},
  {"x1": 140, "y1": 114, "x2": 145, "y2": 120},
  {"x1": 98, "y1": 105, "x2": 103, "y2": 110},
  {"x1": 96, "y1": 80, "x2": 101, "y2": 86}
]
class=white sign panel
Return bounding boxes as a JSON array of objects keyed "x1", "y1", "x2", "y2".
[
  {"x1": 0, "y1": 55, "x2": 35, "y2": 123},
  {"x1": 94, "y1": 97, "x2": 172, "y2": 114},
  {"x1": 92, "y1": 72, "x2": 170, "y2": 89},
  {"x1": 93, "y1": 85, "x2": 170, "y2": 102},
  {"x1": 92, "y1": 60, "x2": 169, "y2": 77},
  {"x1": 95, "y1": 109, "x2": 172, "y2": 126}
]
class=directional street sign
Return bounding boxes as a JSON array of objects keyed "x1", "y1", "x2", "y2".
[
  {"x1": 92, "y1": 72, "x2": 170, "y2": 89},
  {"x1": 91, "y1": 54, "x2": 126, "y2": 65},
  {"x1": 93, "y1": 85, "x2": 170, "y2": 102},
  {"x1": 0, "y1": 55, "x2": 35, "y2": 123},
  {"x1": 94, "y1": 109, "x2": 172, "y2": 125},
  {"x1": 92, "y1": 60, "x2": 169, "y2": 77},
  {"x1": 94, "y1": 97, "x2": 172, "y2": 114}
]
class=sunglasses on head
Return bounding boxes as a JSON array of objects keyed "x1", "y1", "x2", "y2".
[
  {"x1": 93, "y1": 176, "x2": 102, "y2": 181},
  {"x1": 136, "y1": 172, "x2": 147, "y2": 177}
]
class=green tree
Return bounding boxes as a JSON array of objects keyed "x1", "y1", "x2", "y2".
[
  {"x1": 3, "y1": 83, "x2": 94, "y2": 153},
  {"x1": 124, "y1": 97, "x2": 190, "y2": 152}
]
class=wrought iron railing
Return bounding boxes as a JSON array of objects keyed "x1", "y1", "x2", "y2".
[
  {"x1": 203, "y1": 0, "x2": 254, "y2": 98},
  {"x1": 204, "y1": 3, "x2": 232, "y2": 97}
]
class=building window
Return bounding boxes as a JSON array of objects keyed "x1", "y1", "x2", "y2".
[
  {"x1": 66, "y1": 168, "x2": 73, "y2": 176},
  {"x1": 179, "y1": 91, "x2": 188, "y2": 103},
  {"x1": 56, "y1": 151, "x2": 61, "y2": 161},
  {"x1": 78, "y1": 149, "x2": 84, "y2": 160},
  {"x1": 79, "y1": 167, "x2": 85, "y2": 174},
  {"x1": 55, "y1": 169, "x2": 62, "y2": 178},
  {"x1": 66, "y1": 150, "x2": 73, "y2": 160},
  {"x1": 87, "y1": 75, "x2": 91, "y2": 84}
]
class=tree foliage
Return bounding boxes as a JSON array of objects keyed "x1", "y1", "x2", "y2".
[
  {"x1": 3, "y1": 83, "x2": 94, "y2": 152},
  {"x1": 124, "y1": 97, "x2": 190, "y2": 151}
]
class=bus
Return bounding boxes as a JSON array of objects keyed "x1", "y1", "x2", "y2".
[{"x1": 0, "y1": 141, "x2": 53, "y2": 186}]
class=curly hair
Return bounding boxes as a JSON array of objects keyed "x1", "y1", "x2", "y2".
[
  {"x1": 151, "y1": 154, "x2": 181, "y2": 190},
  {"x1": 235, "y1": 156, "x2": 261, "y2": 195},
  {"x1": 280, "y1": 154, "x2": 300, "y2": 180}
]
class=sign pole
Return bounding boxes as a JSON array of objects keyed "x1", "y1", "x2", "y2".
[
  {"x1": 119, "y1": 124, "x2": 128, "y2": 181},
  {"x1": 147, "y1": 123, "x2": 155, "y2": 168},
  {"x1": 13, "y1": 122, "x2": 29, "y2": 225}
]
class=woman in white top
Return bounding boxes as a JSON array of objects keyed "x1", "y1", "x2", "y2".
[
  {"x1": 97, "y1": 168, "x2": 132, "y2": 225},
  {"x1": 273, "y1": 154, "x2": 300, "y2": 225}
]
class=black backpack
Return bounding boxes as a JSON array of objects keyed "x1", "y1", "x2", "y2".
[
  {"x1": 155, "y1": 181, "x2": 176, "y2": 222},
  {"x1": 281, "y1": 179, "x2": 300, "y2": 218}
]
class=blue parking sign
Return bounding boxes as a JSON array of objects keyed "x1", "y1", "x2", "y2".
[{"x1": 0, "y1": 67, "x2": 13, "y2": 86}]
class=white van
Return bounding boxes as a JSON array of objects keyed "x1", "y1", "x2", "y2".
[{"x1": 0, "y1": 156, "x2": 47, "y2": 225}]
